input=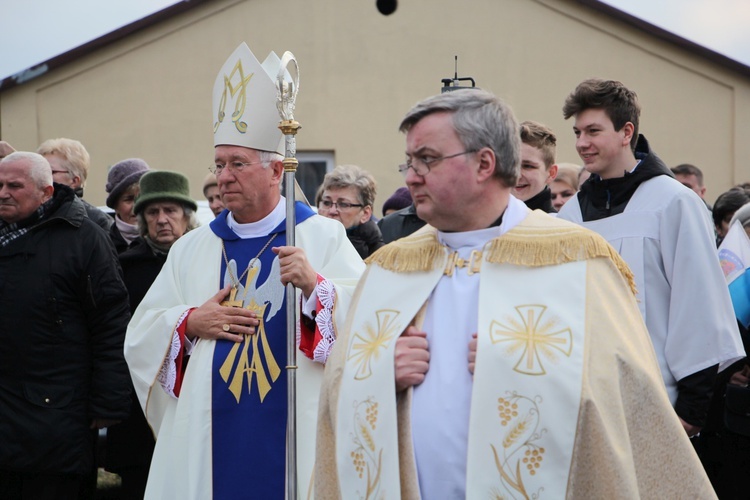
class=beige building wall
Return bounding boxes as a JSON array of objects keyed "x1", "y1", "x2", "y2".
[{"x1": 1, "y1": 0, "x2": 749, "y2": 207}]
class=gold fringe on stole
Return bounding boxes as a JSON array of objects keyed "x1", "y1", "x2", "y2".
[
  {"x1": 365, "y1": 229, "x2": 445, "y2": 273},
  {"x1": 364, "y1": 211, "x2": 637, "y2": 296},
  {"x1": 485, "y1": 217, "x2": 637, "y2": 296}
]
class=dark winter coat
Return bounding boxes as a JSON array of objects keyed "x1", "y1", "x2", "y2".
[
  {"x1": 106, "y1": 239, "x2": 165, "y2": 472},
  {"x1": 377, "y1": 204, "x2": 426, "y2": 244},
  {"x1": 73, "y1": 186, "x2": 113, "y2": 232},
  {"x1": 0, "y1": 186, "x2": 131, "y2": 476},
  {"x1": 523, "y1": 186, "x2": 556, "y2": 213},
  {"x1": 346, "y1": 219, "x2": 385, "y2": 259}
]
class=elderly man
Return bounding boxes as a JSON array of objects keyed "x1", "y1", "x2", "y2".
[
  {"x1": 37, "y1": 137, "x2": 112, "y2": 230},
  {"x1": 125, "y1": 43, "x2": 363, "y2": 499},
  {"x1": 316, "y1": 89, "x2": 716, "y2": 498},
  {"x1": 0, "y1": 152, "x2": 131, "y2": 499}
]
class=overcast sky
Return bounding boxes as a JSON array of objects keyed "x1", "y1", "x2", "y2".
[
  {"x1": 600, "y1": 0, "x2": 750, "y2": 66},
  {"x1": 1, "y1": 0, "x2": 749, "y2": 81}
]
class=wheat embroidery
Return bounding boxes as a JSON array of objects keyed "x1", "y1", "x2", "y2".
[
  {"x1": 490, "y1": 392, "x2": 546, "y2": 499},
  {"x1": 348, "y1": 398, "x2": 383, "y2": 499}
]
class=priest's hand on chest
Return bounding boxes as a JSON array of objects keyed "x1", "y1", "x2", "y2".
[
  {"x1": 185, "y1": 284, "x2": 261, "y2": 342},
  {"x1": 394, "y1": 326, "x2": 430, "y2": 392}
]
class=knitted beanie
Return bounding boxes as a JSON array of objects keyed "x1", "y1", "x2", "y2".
[
  {"x1": 134, "y1": 170, "x2": 197, "y2": 214},
  {"x1": 105, "y1": 158, "x2": 150, "y2": 208},
  {"x1": 382, "y1": 187, "x2": 412, "y2": 216}
]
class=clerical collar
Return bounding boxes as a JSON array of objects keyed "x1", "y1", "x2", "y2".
[
  {"x1": 227, "y1": 197, "x2": 286, "y2": 239},
  {"x1": 437, "y1": 195, "x2": 528, "y2": 250}
]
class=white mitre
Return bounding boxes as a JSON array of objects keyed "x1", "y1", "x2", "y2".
[{"x1": 212, "y1": 43, "x2": 288, "y2": 155}]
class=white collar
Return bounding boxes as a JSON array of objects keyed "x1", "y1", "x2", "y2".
[
  {"x1": 227, "y1": 197, "x2": 286, "y2": 239},
  {"x1": 438, "y1": 195, "x2": 529, "y2": 250}
]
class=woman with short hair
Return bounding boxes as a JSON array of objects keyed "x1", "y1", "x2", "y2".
[{"x1": 317, "y1": 164, "x2": 384, "y2": 258}]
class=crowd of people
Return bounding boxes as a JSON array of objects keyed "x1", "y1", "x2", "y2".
[{"x1": 1, "y1": 41, "x2": 749, "y2": 499}]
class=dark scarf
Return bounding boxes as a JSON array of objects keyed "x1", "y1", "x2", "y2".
[{"x1": 0, "y1": 186, "x2": 69, "y2": 247}]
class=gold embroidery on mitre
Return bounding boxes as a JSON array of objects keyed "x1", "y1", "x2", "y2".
[
  {"x1": 490, "y1": 305, "x2": 573, "y2": 376},
  {"x1": 485, "y1": 211, "x2": 637, "y2": 295},
  {"x1": 213, "y1": 59, "x2": 254, "y2": 134},
  {"x1": 219, "y1": 298, "x2": 281, "y2": 404},
  {"x1": 347, "y1": 310, "x2": 402, "y2": 380},
  {"x1": 490, "y1": 393, "x2": 546, "y2": 498},
  {"x1": 349, "y1": 397, "x2": 384, "y2": 498}
]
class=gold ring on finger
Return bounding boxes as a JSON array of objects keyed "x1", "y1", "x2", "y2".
[{"x1": 222, "y1": 323, "x2": 231, "y2": 332}]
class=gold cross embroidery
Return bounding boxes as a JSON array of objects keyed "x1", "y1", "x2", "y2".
[
  {"x1": 348, "y1": 310, "x2": 402, "y2": 380},
  {"x1": 489, "y1": 305, "x2": 572, "y2": 375}
]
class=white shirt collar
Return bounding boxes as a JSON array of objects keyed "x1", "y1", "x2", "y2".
[
  {"x1": 227, "y1": 196, "x2": 287, "y2": 239},
  {"x1": 438, "y1": 195, "x2": 529, "y2": 250}
]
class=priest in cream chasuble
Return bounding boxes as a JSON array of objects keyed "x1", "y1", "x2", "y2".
[{"x1": 315, "y1": 89, "x2": 715, "y2": 499}]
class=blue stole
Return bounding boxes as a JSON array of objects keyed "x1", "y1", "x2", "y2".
[{"x1": 209, "y1": 202, "x2": 314, "y2": 499}]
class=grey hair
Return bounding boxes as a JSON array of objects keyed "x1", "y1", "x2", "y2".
[
  {"x1": 257, "y1": 151, "x2": 285, "y2": 193},
  {"x1": 320, "y1": 164, "x2": 377, "y2": 207},
  {"x1": 1, "y1": 151, "x2": 54, "y2": 189},
  {"x1": 259, "y1": 151, "x2": 284, "y2": 167},
  {"x1": 399, "y1": 89, "x2": 521, "y2": 188},
  {"x1": 136, "y1": 204, "x2": 200, "y2": 239}
]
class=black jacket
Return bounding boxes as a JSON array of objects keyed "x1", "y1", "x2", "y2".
[
  {"x1": 347, "y1": 219, "x2": 385, "y2": 259},
  {"x1": 73, "y1": 186, "x2": 113, "y2": 232},
  {"x1": 577, "y1": 135, "x2": 673, "y2": 221},
  {"x1": 82, "y1": 198, "x2": 113, "y2": 231},
  {"x1": 106, "y1": 240, "x2": 165, "y2": 472},
  {"x1": 523, "y1": 186, "x2": 556, "y2": 213},
  {"x1": 377, "y1": 204, "x2": 426, "y2": 244},
  {"x1": 0, "y1": 186, "x2": 131, "y2": 476}
]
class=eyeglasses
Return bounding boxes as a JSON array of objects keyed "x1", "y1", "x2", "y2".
[
  {"x1": 209, "y1": 160, "x2": 265, "y2": 175},
  {"x1": 51, "y1": 169, "x2": 71, "y2": 176},
  {"x1": 398, "y1": 150, "x2": 477, "y2": 177},
  {"x1": 318, "y1": 200, "x2": 364, "y2": 211}
]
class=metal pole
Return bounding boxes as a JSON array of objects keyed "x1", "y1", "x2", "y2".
[{"x1": 276, "y1": 52, "x2": 300, "y2": 500}]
